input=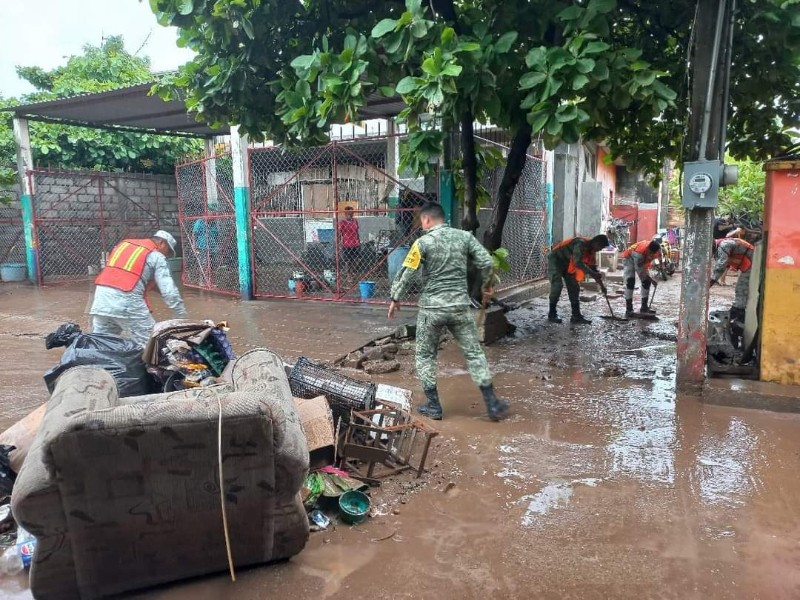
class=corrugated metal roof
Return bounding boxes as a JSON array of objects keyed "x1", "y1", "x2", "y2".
[
  {"x1": 7, "y1": 84, "x2": 405, "y2": 138},
  {"x1": 7, "y1": 83, "x2": 227, "y2": 138}
]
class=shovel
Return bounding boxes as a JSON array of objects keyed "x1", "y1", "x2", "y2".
[
  {"x1": 599, "y1": 282, "x2": 627, "y2": 321},
  {"x1": 648, "y1": 280, "x2": 659, "y2": 311}
]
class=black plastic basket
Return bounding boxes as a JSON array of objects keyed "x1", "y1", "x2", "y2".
[{"x1": 289, "y1": 357, "x2": 376, "y2": 423}]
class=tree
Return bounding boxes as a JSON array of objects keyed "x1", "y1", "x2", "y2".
[
  {"x1": 0, "y1": 36, "x2": 202, "y2": 180},
  {"x1": 149, "y1": 0, "x2": 799, "y2": 248}
]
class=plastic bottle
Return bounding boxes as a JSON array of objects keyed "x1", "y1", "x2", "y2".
[{"x1": 0, "y1": 547, "x2": 23, "y2": 576}]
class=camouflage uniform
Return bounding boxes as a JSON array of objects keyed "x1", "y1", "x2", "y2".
[
  {"x1": 390, "y1": 224, "x2": 494, "y2": 391},
  {"x1": 713, "y1": 238, "x2": 754, "y2": 310},
  {"x1": 547, "y1": 238, "x2": 598, "y2": 307}
]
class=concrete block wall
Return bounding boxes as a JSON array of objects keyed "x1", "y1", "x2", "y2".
[{"x1": 29, "y1": 171, "x2": 181, "y2": 278}]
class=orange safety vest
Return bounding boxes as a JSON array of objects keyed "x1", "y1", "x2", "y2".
[
  {"x1": 95, "y1": 239, "x2": 159, "y2": 306},
  {"x1": 717, "y1": 238, "x2": 754, "y2": 272},
  {"x1": 621, "y1": 240, "x2": 659, "y2": 268},
  {"x1": 552, "y1": 237, "x2": 595, "y2": 282}
]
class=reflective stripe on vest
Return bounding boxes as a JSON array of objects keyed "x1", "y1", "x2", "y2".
[{"x1": 95, "y1": 239, "x2": 159, "y2": 293}]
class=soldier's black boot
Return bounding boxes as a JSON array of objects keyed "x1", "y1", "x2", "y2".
[
  {"x1": 570, "y1": 301, "x2": 591, "y2": 324},
  {"x1": 417, "y1": 387, "x2": 442, "y2": 420},
  {"x1": 548, "y1": 302, "x2": 562, "y2": 323},
  {"x1": 640, "y1": 297, "x2": 655, "y2": 314},
  {"x1": 625, "y1": 299, "x2": 634, "y2": 315},
  {"x1": 480, "y1": 385, "x2": 509, "y2": 421}
]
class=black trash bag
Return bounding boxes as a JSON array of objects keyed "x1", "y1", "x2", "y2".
[
  {"x1": 44, "y1": 333, "x2": 150, "y2": 398},
  {"x1": 0, "y1": 445, "x2": 16, "y2": 497},
  {"x1": 45, "y1": 322, "x2": 82, "y2": 350}
]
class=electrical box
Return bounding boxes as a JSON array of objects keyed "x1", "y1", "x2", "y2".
[{"x1": 682, "y1": 159, "x2": 721, "y2": 209}]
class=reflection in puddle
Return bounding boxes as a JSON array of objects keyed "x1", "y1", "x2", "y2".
[
  {"x1": 519, "y1": 478, "x2": 602, "y2": 526},
  {"x1": 605, "y1": 377, "x2": 677, "y2": 486},
  {"x1": 696, "y1": 418, "x2": 759, "y2": 507}
]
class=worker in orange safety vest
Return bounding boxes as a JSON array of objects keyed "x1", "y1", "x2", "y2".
[
  {"x1": 621, "y1": 239, "x2": 662, "y2": 315},
  {"x1": 547, "y1": 235, "x2": 609, "y2": 324},
  {"x1": 89, "y1": 231, "x2": 186, "y2": 348}
]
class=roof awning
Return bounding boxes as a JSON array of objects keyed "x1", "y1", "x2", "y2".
[{"x1": 7, "y1": 83, "x2": 405, "y2": 138}]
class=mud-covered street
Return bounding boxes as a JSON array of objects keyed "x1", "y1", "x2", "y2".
[{"x1": 2, "y1": 275, "x2": 800, "y2": 599}]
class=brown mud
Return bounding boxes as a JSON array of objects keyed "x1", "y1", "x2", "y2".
[{"x1": 1, "y1": 275, "x2": 800, "y2": 599}]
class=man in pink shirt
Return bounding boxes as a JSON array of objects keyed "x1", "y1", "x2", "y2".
[{"x1": 338, "y1": 206, "x2": 360, "y2": 275}]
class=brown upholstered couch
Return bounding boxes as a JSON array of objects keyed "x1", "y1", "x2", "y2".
[{"x1": 11, "y1": 349, "x2": 310, "y2": 599}]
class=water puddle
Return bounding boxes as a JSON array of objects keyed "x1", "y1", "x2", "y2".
[{"x1": 518, "y1": 478, "x2": 602, "y2": 526}]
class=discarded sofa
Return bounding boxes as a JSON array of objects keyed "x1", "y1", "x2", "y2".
[{"x1": 11, "y1": 349, "x2": 310, "y2": 599}]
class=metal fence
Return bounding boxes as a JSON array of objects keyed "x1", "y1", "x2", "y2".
[
  {"x1": 476, "y1": 141, "x2": 549, "y2": 291},
  {"x1": 0, "y1": 193, "x2": 24, "y2": 267},
  {"x1": 248, "y1": 138, "x2": 429, "y2": 304},
  {"x1": 175, "y1": 153, "x2": 239, "y2": 294},
  {"x1": 29, "y1": 169, "x2": 170, "y2": 284}
]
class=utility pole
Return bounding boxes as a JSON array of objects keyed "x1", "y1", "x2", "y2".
[{"x1": 676, "y1": 0, "x2": 736, "y2": 394}]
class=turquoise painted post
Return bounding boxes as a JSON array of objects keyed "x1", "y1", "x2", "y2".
[
  {"x1": 230, "y1": 126, "x2": 253, "y2": 300},
  {"x1": 13, "y1": 117, "x2": 38, "y2": 282},
  {"x1": 20, "y1": 193, "x2": 37, "y2": 282},
  {"x1": 439, "y1": 169, "x2": 456, "y2": 226}
]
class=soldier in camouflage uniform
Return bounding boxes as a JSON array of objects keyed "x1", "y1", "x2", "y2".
[
  {"x1": 710, "y1": 237, "x2": 755, "y2": 324},
  {"x1": 389, "y1": 202, "x2": 509, "y2": 421},
  {"x1": 547, "y1": 235, "x2": 609, "y2": 324}
]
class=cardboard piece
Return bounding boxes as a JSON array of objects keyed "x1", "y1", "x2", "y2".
[
  {"x1": 292, "y1": 396, "x2": 335, "y2": 452},
  {"x1": 0, "y1": 404, "x2": 46, "y2": 473}
]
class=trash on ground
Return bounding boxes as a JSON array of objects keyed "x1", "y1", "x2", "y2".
[
  {"x1": 144, "y1": 319, "x2": 235, "y2": 391},
  {"x1": 342, "y1": 408, "x2": 439, "y2": 482},
  {"x1": 44, "y1": 322, "x2": 81, "y2": 350},
  {"x1": 290, "y1": 357, "x2": 375, "y2": 425},
  {"x1": 44, "y1": 332, "x2": 149, "y2": 397},
  {"x1": 302, "y1": 467, "x2": 369, "y2": 509},
  {"x1": 0, "y1": 446, "x2": 16, "y2": 499},
  {"x1": 338, "y1": 490, "x2": 371, "y2": 525},
  {"x1": 308, "y1": 510, "x2": 331, "y2": 532}
]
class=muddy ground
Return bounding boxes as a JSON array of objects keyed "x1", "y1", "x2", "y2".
[{"x1": 2, "y1": 275, "x2": 800, "y2": 599}]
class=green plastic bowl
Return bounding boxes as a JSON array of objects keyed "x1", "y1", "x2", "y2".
[{"x1": 338, "y1": 490, "x2": 371, "y2": 525}]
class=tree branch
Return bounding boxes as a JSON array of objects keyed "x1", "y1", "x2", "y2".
[{"x1": 483, "y1": 124, "x2": 532, "y2": 251}]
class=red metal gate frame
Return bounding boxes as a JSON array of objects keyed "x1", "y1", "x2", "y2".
[
  {"x1": 249, "y1": 140, "x2": 428, "y2": 305},
  {"x1": 29, "y1": 168, "x2": 162, "y2": 285}
]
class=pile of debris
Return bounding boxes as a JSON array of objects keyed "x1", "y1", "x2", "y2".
[
  {"x1": 289, "y1": 357, "x2": 438, "y2": 531},
  {"x1": 338, "y1": 324, "x2": 416, "y2": 374}
]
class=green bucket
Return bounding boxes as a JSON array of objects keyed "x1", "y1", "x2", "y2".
[{"x1": 338, "y1": 490, "x2": 371, "y2": 525}]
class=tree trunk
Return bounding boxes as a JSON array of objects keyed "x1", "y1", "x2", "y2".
[
  {"x1": 460, "y1": 112, "x2": 479, "y2": 233},
  {"x1": 483, "y1": 124, "x2": 532, "y2": 251}
]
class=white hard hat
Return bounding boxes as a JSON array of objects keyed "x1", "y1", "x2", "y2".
[{"x1": 154, "y1": 230, "x2": 177, "y2": 255}]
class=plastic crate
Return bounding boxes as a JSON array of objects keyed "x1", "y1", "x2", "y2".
[{"x1": 289, "y1": 357, "x2": 376, "y2": 423}]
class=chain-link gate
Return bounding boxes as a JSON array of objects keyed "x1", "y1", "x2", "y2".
[
  {"x1": 29, "y1": 169, "x2": 171, "y2": 284},
  {"x1": 0, "y1": 191, "x2": 25, "y2": 268},
  {"x1": 176, "y1": 153, "x2": 239, "y2": 294},
  {"x1": 249, "y1": 138, "x2": 429, "y2": 304},
  {"x1": 477, "y1": 143, "x2": 548, "y2": 291}
]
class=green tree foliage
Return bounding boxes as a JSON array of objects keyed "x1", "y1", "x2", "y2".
[
  {"x1": 0, "y1": 36, "x2": 202, "y2": 179},
  {"x1": 149, "y1": 0, "x2": 799, "y2": 243}
]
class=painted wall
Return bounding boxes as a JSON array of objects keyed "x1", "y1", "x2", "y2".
[
  {"x1": 637, "y1": 204, "x2": 659, "y2": 242},
  {"x1": 596, "y1": 148, "x2": 617, "y2": 213},
  {"x1": 760, "y1": 162, "x2": 800, "y2": 385}
]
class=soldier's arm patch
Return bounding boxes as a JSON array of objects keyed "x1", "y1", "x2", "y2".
[{"x1": 403, "y1": 242, "x2": 422, "y2": 270}]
